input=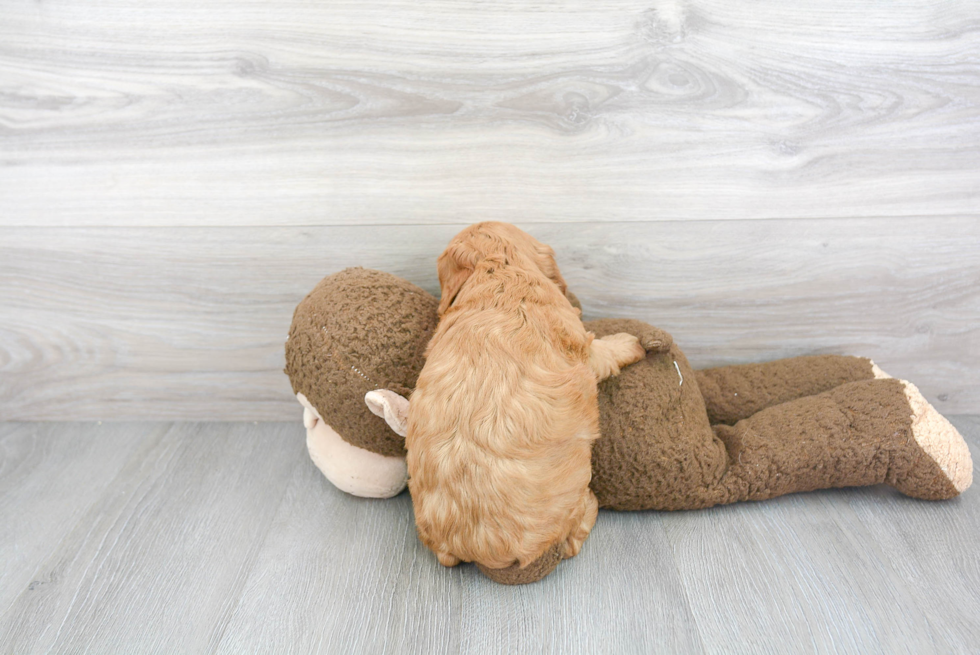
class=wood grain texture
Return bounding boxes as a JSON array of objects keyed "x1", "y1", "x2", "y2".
[
  {"x1": 214, "y1": 462, "x2": 704, "y2": 655},
  {"x1": 1, "y1": 0, "x2": 978, "y2": 226},
  {"x1": 1, "y1": 218, "x2": 977, "y2": 419},
  {"x1": 0, "y1": 419, "x2": 976, "y2": 654},
  {"x1": 844, "y1": 416, "x2": 980, "y2": 653},
  {"x1": 0, "y1": 422, "x2": 300, "y2": 654},
  {"x1": 662, "y1": 492, "x2": 953, "y2": 653},
  {"x1": 0, "y1": 422, "x2": 155, "y2": 615}
]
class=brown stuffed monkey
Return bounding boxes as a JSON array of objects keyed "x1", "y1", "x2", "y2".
[{"x1": 285, "y1": 267, "x2": 973, "y2": 584}]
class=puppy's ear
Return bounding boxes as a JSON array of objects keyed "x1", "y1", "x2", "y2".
[
  {"x1": 534, "y1": 243, "x2": 568, "y2": 295},
  {"x1": 437, "y1": 241, "x2": 478, "y2": 315},
  {"x1": 364, "y1": 389, "x2": 410, "y2": 437}
]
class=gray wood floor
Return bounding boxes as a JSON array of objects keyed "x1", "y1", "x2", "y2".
[{"x1": 1, "y1": 419, "x2": 977, "y2": 654}]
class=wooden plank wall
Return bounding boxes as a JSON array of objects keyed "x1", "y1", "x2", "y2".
[{"x1": 1, "y1": 0, "x2": 978, "y2": 419}]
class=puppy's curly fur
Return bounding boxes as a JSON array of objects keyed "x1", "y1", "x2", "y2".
[{"x1": 407, "y1": 222, "x2": 646, "y2": 571}]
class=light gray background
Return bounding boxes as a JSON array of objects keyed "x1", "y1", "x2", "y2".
[{"x1": 2, "y1": 0, "x2": 978, "y2": 419}]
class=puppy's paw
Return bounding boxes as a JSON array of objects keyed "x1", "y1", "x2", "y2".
[
  {"x1": 563, "y1": 491, "x2": 599, "y2": 560},
  {"x1": 436, "y1": 551, "x2": 461, "y2": 567},
  {"x1": 607, "y1": 332, "x2": 646, "y2": 363},
  {"x1": 589, "y1": 333, "x2": 646, "y2": 380}
]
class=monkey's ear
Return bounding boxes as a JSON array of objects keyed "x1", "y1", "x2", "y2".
[
  {"x1": 436, "y1": 241, "x2": 479, "y2": 315},
  {"x1": 364, "y1": 389, "x2": 410, "y2": 437}
]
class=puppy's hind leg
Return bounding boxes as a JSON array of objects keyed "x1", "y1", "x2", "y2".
[
  {"x1": 436, "y1": 551, "x2": 461, "y2": 567},
  {"x1": 589, "y1": 333, "x2": 646, "y2": 381},
  {"x1": 563, "y1": 490, "x2": 599, "y2": 559}
]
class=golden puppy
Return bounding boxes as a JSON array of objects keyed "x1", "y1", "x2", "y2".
[{"x1": 406, "y1": 222, "x2": 647, "y2": 572}]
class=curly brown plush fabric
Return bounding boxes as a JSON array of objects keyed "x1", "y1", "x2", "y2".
[
  {"x1": 586, "y1": 319, "x2": 723, "y2": 511},
  {"x1": 695, "y1": 355, "x2": 876, "y2": 426},
  {"x1": 711, "y1": 378, "x2": 959, "y2": 503},
  {"x1": 476, "y1": 543, "x2": 564, "y2": 585},
  {"x1": 284, "y1": 268, "x2": 438, "y2": 457},
  {"x1": 583, "y1": 320, "x2": 951, "y2": 510}
]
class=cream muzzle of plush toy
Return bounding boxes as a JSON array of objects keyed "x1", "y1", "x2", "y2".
[{"x1": 297, "y1": 390, "x2": 411, "y2": 498}]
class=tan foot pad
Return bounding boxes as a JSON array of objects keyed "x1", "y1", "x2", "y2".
[
  {"x1": 870, "y1": 360, "x2": 892, "y2": 379},
  {"x1": 902, "y1": 381, "x2": 973, "y2": 495}
]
